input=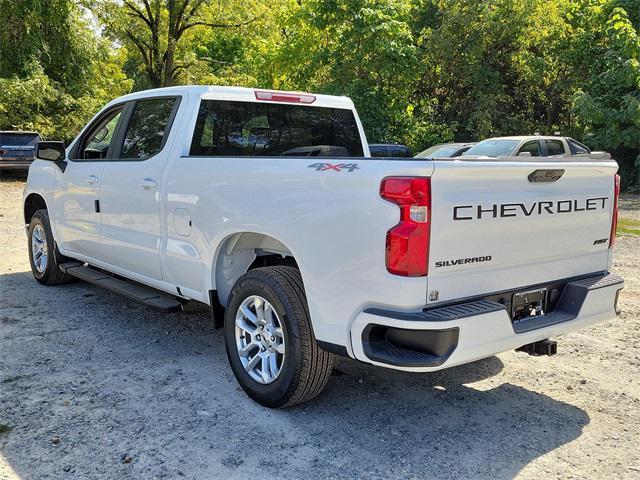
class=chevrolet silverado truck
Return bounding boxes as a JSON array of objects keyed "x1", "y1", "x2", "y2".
[{"x1": 23, "y1": 86, "x2": 624, "y2": 408}]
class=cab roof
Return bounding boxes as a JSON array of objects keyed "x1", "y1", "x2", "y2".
[{"x1": 110, "y1": 85, "x2": 356, "y2": 110}]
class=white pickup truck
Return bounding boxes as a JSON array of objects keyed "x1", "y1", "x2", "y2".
[{"x1": 24, "y1": 86, "x2": 624, "y2": 408}]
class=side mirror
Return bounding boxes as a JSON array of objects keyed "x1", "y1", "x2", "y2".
[
  {"x1": 517, "y1": 151, "x2": 532, "y2": 157},
  {"x1": 36, "y1": 141, "x2": 66, "y2": 162}
]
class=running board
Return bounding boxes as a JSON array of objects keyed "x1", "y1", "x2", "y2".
[{"x1": 60, "y1": 262, "x2": 183, "y2": 313}]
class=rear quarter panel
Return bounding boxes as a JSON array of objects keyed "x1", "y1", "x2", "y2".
[{"x1": 162, "y1": 156, "x2": 435, "y2": 347}]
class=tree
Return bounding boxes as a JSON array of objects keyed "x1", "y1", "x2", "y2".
[
  {"x1": 0, "y1": 0, "x2": 132, "y2": 140},
  {"x1": 569, "y1": 3, "x2": 640, "y2": 187},
  {"x1": 88, "y1": 0, "x2": 265, "y2": 88},
  {"x1": 262, "y1": 0, "x2": 422, "y2": 146},
  {"x1": 0, "y1": 0, "x2": 94, "y2": 92},
  {"x1": 411, "y1": 0, "x2": 580, "y2": 142}
]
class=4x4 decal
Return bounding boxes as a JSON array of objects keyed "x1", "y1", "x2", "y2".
[{"x1": 308, "y1": 162, "x2": 359, "y2": 172}]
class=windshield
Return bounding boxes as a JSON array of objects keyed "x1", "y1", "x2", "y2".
[
  {"x1": 0, "y1": 133, "x2": 40, "y2": 147},
  {"x1": 464, "y1": 139, "x2": 520, "y2": 157},
  {"x1": 416, "y1": 145, "x2": 461, "y2": 158}
]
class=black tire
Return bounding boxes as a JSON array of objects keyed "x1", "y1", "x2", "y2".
[
  {"x1": 224, "y1": 266, "x2": 334, "y2": 408},
  {"x1": 27, "y1": 209, "x2": 74, "y2": 285}
]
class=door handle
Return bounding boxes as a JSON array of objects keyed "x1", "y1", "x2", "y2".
[
  {"x1": 85, "y1": 175, "x2": 98, "y2": 185},
  {"x1": 139, "y1": 178, "x2": 158, "y2": 190}
]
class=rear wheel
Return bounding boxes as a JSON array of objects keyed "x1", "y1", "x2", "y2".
[
  {"x1": 224, "y1": 266, "x2": 333, "y2": 408},
  {"x1": 28, "y1": 209, "x2": 73, "y2": 285}
]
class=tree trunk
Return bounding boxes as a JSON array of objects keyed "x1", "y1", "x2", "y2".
[{"x1": 163, "y1": 40, "x2": 176, "y2": 87}]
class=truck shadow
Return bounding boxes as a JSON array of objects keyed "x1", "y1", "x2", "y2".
[
  {"x1": 0, "y1": 271, "x2": 589, "y2": 479},
  {"x1": 305, "y1": 357, "x2": 588, "y2": 479}
]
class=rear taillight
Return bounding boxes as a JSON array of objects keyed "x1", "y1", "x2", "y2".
[
  {"x1": 609, "y1": 173, "x2": 620, "y2": 248},
  {"x1": 380, "y1": 177, "x2": 431, "y2": 276}
]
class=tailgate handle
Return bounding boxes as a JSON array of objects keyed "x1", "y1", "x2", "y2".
[{"x1": 528, "y1": 169, "x2": 565, "y2": 183}]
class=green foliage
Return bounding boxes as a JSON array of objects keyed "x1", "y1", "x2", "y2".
[
  {"x1": 264, "y1": 0, "x2": 421, "y2": 145},
  {"x1": 0, "y1": 0, "x2": 638, "y2": 188},
  {"x1": 0, "y1": 0, "x2": 97, "y2": 92},
  {"x1": 0, "y1": 0, "x2": 132, "y2": 141},
  {"x1": 569, "y1": 3, "x2": 640, "y2": 187}
]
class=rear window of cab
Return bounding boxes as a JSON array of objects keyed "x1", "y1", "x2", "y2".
[{"x1": 189, "y1": 100, "x2": 364, "y2": 157}]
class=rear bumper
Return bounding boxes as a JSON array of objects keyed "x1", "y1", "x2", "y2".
[
  {"x1": 0, "y1": 159, "x2": 33, "y2": 170},
  {"x1": 350, "y1": 272, "x2": 623, "y2": 372}
]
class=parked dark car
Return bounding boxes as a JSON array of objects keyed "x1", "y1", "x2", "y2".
[
  {"x1": 0, "y1": 131, "x2": 42, "y2": 171},
  {"x1": 415, "y1": 142, "x2": 476, "y2": 158},
  {"x1": 369, "y1": 143, "x2": 412, "y2": 157}
]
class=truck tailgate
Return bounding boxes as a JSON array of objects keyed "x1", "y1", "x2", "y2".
[{"x1": 427, "y1": 159, "x2": 618, "y2": 304}]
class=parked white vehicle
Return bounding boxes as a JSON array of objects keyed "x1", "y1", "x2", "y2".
[
  {"x1": 462, "y1": 135, "x2": 595, "y2": 158},
  {"x1": 24, "y1": 86, "x2": 624, "y2": 407}
]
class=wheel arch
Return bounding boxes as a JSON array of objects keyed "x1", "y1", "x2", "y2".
[
  {"x1": 212, "y1": 231, "x2": 301, "y2": 307},
  {"x1": 24, "y1": 193, "x2": 48, "y2": 225}
]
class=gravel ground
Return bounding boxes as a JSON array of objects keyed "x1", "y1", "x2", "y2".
[{"x1": 1, "y1": 176, "x2": 639, "y2": 480}]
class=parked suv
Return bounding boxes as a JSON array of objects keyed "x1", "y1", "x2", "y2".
[
  {"x1": 369, "y1": 143, "x2": 412, "y2": 157},
  {"x1": 0, "y1": 131, "x2": 41, "y2": 171}
]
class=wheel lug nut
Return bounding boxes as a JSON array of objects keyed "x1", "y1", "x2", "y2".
[
  {"x1": 271, "y1": 336, "x2": 275, "y2": 341},
  {"x1": 256, "y1": 334, "x2": 260, "y2": 340}
]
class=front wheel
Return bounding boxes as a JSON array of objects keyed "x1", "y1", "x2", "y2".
[
  {"x1": 224, "y1": 266, "x2": 333, "y2": 408},
  {"x1": 27, "y1": 209, "x2": 73, "y2": 285}
]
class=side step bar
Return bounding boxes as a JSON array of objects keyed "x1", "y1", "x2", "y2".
[{"x1": 60, "y1": 262, "x2": 183, "y2": 313}]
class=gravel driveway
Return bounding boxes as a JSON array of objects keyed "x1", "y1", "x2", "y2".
[{"x1": 1, "y1": 177, "x2": 639, "y2": 479}]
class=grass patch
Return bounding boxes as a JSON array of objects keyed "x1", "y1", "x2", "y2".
[
  {"x1": 618, "y1": 217, "x2": 640, "y2": 237},
  {"x1": 0, "y1": 424, "x2": 13, "y2": 435}
]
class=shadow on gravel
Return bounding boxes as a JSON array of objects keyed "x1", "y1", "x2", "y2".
[{"x1": 0, "y1": 270, "x2": 590, "y2": 480}]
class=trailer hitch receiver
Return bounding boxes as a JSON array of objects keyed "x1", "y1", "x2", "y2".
[{"x1": 516, "y1": 339, "x2": 557, "y2": 356}]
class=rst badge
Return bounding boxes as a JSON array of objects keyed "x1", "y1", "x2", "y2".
[{"x1": 308, "y1": 162, "x2": 359, "y2": 172}]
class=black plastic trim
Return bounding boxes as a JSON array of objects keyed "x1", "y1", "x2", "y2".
[
  {"x1": 362, "y1": 325, "x2": 459, "y2": 367},
  {"x1": 362, "y1": 272, "x2": 623, "y2": 339},
  {"x1": 425, "y1": 271, "x2": 608, "y2": 311},
  {"x1": 60, "y1": 261, "x2": 184, "y2": 313},
  {"x1": 511, "y1": 273, "x2": 623, "y2": 333},
  {"x1": 317, "y1": 340, "x2": 349, "y2": 358},
  {"x1": 365, "y1": 299, "x2": 504, "y2": 322},
  {"x1": 208, "y1": 290, "x2": 226, "y2": 329}
]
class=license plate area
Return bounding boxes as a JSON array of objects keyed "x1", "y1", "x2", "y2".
[{"x1": 511, "y1": 288, "x2": 547, "y2": 322}]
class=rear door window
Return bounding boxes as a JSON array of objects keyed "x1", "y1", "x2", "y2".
[
  {"x1": 517, "y1": 140, "x2": 541, "y2": 157},
  {"x1": 544, "y1": 139, "x2": 566, "y2": 156},
  {"x1": 120, "y1": 98, "x2": 178, "y2": 160},
  {"x1": 567, "y1": 138, "x2": 590, "y2": 155},
  {"x1": 190, "y1": 100, "x2": 364, "y2": 157}
]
